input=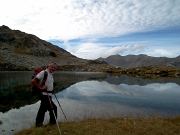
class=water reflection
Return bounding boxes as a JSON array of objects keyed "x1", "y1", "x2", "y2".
[
  {"x1": 0, "y1": 71, "x2": 108, "y2": 112},
  {"x1": 59, "y1": 81, "x2": 180, "y2": 115},
  {"x1": 0, "y1": 72, "x2": 180, "y2": 135}
]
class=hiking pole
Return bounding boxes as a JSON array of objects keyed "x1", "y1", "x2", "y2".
[
  {"x1": 46, "y1": 92, "x2": 62, "y2": 135},
  {"x1": 54, "y1": 93, "x2": 68, "y2": 122}
]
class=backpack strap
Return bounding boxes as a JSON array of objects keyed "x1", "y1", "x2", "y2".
[
  {"x1": 40, "y1": 71, "x2": 48, "y2": 87},
  {"x1": 39, "y1": 71, "x2": 53, "y2": 93}
]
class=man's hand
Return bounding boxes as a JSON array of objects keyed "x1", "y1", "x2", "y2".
[{"x1": 41, "y1": 85, "x2": 48, "y2": 91}]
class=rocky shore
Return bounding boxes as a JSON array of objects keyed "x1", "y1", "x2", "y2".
[{"x1": 106, "y1": 65, "x2": 180, "y2": 78}]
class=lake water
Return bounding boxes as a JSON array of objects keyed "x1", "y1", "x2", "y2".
[{"x1": 0, "y1": 71, "x2": 180, "y2": 135}]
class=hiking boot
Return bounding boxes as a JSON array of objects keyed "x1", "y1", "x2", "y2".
[{"x1": 35, "y1": 122, "x2": 43, "y2": 127}]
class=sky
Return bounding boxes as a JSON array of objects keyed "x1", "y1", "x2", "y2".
[{"x1": 1, "y1": 0, "x2": 180, "y2": 60}]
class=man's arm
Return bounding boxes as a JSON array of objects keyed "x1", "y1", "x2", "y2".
[{"x1": 31, "y1": 78, "x2": 47, "y2": 91}]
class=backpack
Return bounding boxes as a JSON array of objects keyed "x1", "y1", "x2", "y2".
[{"x1": 31, "y1": 68, "x2": 48, "y2": 94}]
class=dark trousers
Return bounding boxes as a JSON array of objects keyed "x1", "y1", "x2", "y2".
[{"x1": 36, "y1": 94, "x2": 57, "y2": 124}]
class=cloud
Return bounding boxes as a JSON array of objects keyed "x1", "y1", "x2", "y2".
[
  {"x1": 1, "y1": 0, "x2": 180, "y2": 40},
  {"x1": 145, "y1": 83, "x2": 180, "y2": 92},
  {"x1": 64, "y1": 81, "x2": 180, "y2": 98},
  {"x1": 1, "y1": 0, "x2": 180, "y2": 59},
  {"x1": 66, "y1": 80, "x2": 146, "y2": 97},
  {"x1": 152, "y1": 49, "x2": 174, "y2": 57},
  {"x1": 66, "y1": 41, "x2": 147, "y2": 59},
  {"x1": 145, "y1": 48, "x2": 180, "y2": 58},
  {"x1": 130, "y1": 44, "x2": 147, "y2": 51}
]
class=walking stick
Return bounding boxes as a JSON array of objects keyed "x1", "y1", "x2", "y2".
[
  {"x1": 54, "y1": 93, "x2": 68, "y2": 122},
  {"x1": 46, "y1": 92, "x2": 62, "y2": 135}
]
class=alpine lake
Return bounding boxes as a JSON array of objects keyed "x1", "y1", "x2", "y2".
[{"x1": 0, "y1": 71, "x2": 180, "y2": 135}]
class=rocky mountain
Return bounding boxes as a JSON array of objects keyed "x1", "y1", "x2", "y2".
[
  {"x1": 97, "y1": 54, "x2": 180, "y2": 68},
  {"x1": 1, "y1": 25, "x2": 179, "y2": 72},
  {"x1": 0, "y1": 25, "x2": 109, "y2": 71}
]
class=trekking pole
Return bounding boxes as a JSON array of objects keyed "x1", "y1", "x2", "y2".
[
  {"x1": 54, "y1": 93, "x2": 68, "y2": 122},
  {"x1": 46, "y1": 92, "x2": 62, "y2": 135}
]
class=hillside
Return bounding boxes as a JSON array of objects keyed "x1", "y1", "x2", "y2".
[
  {"x1": 97, "y1": 54, "x2": 180, "y2": 68},
  {"x1": 0, "y1": 25, "x2": 109, "y2": 71},
  {"x1": 0, "y1": 25, "x2": 180, "y2": 75}
]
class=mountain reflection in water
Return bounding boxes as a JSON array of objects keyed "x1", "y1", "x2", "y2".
[{"x1": 0, "y1": 71, "x2": 180, "y2": 135}]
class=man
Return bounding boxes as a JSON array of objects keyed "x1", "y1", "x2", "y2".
[{"x1": 31, "y1": 62, "x2": 57, "y2": 126}]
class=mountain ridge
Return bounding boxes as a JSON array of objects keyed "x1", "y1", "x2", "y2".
[{"x1": 97, "y1": 54, "x2": 180, "y2": 68}]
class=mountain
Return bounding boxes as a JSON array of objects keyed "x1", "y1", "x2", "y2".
[
  {"x1": 1, "y1": 25, "x2": 179, "y2": 72},
  {"x1": 97, "y1": 54, "x2": 180, "y2": 68},
  {"x1": 0, "y1": 25, "x2": 109, "y2": 71}
]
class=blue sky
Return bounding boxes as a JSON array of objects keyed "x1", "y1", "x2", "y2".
[{"x1": 1, "y1": 0, "x2": 180, "y2": 59}]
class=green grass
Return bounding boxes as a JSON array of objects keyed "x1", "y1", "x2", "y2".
[{"x1": 14, "y1": 116, "x2": 180, "y2": 135}]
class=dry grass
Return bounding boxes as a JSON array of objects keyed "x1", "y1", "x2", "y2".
[
  {"x1": 0, "y1": 120, "x2": 2, "y2": 125},
  {"x1": 14, "y1": 116, "x2": 180, "y2": 135}
]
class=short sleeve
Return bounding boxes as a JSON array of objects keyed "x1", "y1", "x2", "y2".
[{"x1": 35, "y1": 71, "x2": 44, "y2": 80}]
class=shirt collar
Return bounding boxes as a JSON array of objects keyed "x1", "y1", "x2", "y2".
[{"x1": 46, "y1": 69, "x2": 53, "y2": 74}]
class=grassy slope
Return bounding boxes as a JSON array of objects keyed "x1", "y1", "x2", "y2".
[{"x1": 15, "y1": 116, "x2": 180, "y2": 135}]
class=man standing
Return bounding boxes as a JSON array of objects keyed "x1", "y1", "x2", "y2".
[{"x1": 31, "y1": 62, "x2": 57, "y2": 126}]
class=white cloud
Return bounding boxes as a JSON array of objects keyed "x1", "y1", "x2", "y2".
[
  {"x1": 145, "y1": 83, "x2": 179, "y2": 92},
  {"x1": 130, "y1": 44, "x2": 147, "y2": 52},
  {"x1": 66, "y1": 41, "x2": 147, "y2": 59},
  {"x1": 66, "y1": 81, "x2": 146, "y2": 97},
  {"x1": 153, "y1": 49, "x2": 173, "y2": 57},
  {"x1": 0, "y1": 0, "x2": 180, "y2": 59},
  {"x1": 65, "y1": 81, "x2": 180, "y2": 97},
  {"x1": 145, "y1": 48, "x2": 180, "y2": 58},
  {"x1": 0, "y1": 0, "x2": 180, "y2": 40}
]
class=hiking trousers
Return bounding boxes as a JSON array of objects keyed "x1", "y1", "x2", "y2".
[{"x1": 36, "y1": 94, "x2": 57, "y2": 125}]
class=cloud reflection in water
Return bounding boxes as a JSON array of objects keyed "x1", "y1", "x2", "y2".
[{"x1": 1, "y1": 80, "x2": 180, "y2": 135}]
